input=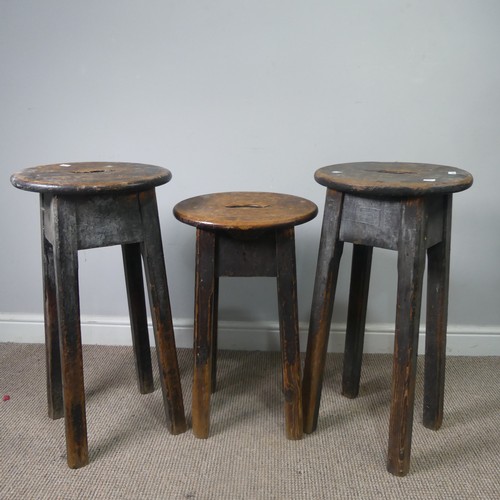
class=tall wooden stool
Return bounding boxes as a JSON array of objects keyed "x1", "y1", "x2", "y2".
[
  {"x1": 10, "y1": 162, "x2": 187, "y2": 468},
  {"x1": 173, "y1": 192, "x2": 317, "y2": 440},
  {"x1": 301, "y1": 162, "x2": 473, "y2": 475}
]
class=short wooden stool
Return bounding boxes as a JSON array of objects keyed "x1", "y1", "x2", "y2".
[
  {"x1": 11, "y1": 162, "x2": 187, "y2": 468},
  {"x1": 174, "y1": 192, "x2": 317, "y2": 440},
  {"x1": 301, "y1": 162, "x2": 473, "y2": 475}
]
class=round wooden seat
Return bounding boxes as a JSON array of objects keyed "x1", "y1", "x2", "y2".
[
  {"x1": 314, "y1": 162, "x2": 473, "y2": 196},
  {"x1": 173, "y1": 192, "x2": 318, "y2": 232},
  {"x1": 10, "y1": 162, "x2": 171, "y2": 195}
]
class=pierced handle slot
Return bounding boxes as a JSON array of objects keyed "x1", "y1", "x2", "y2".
[{"x1": 225, "y1": 204, "x2": 270, "y2": 209}]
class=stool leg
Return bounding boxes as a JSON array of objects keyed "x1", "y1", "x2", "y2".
[
  {"x1": 424, "y1": 194, "x2": 452, "y2": 430},
  {"x1": 387, "y1": 198, "x2": 426, "y2": 476},
  {"x1": 41, "y1": 197, "x2": 63, "y2": 419},
  {"x1": 52, "y1": 197, "x2": 89, "y2": 469},
  {"x1": 276, "y1": 228, "x2": 303, "y2": 440},
  {"x1": 342, "y1": 244, "x2": 373, "y2": 398},
  {"x1": 139, "y1": 191, "x2": 186, "y2": 435},
  {"x1": 192, "y1": 228, "x2": 216, "y2": 438},
  {"x1": 302, "y1": 189, "x2": 344, "y2": 433},
  {"x1": 122, "y1": 243, "x2": 154, "y2": 394},
  {"x1": 211, "y1": 275, "x2": 219, "y2": 393}
]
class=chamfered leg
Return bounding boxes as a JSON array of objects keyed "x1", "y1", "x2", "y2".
[
  {"x1": 387, "y1": 198, "x2": 426, "y2": 476},
  {"x1": 342, "y1": 244, "x2": 373, "y2": 399},
  {"x1": 41, "y1": 194, "x2": 63, "y2": 419},
  {"x1": 423, "y1": 194, "x2": 452, "y2": 430},
  {"x1": 51, "y1": 196, "x2": 89, "y2": 469},
  {"x1": 276, "y1": 227, "x2": 303, "y2": 440},
  {"x1": 139, "y1": 190, "x2": 186, "y2": 435},
  {"x1": 302, "y1": 189, "x2": 344, "y2": 433},
  {"x1": 192, "y1": 228, "x2": 217, "y2": 438},
  {"x1": 122, "y1": 242, "x2": 154, "y2": 394}
]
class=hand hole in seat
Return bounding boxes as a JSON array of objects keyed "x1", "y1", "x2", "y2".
[
  {"x1": 225, "y1": 204, "x2": 270, "y2": 209},
  {"x1": 73, "y1": 169, "x2": 107, "y2": 174},
  {"x1": 373, "y1": 170, "x2": 414, "y2": 175}
]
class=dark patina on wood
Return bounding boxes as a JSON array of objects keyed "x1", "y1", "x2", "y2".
[
  {"x1": 302, "y1": 162, "x2": 472, "y2": 476},
  {"x1": 315, "y1": 162, "x2": 473, "y2": 197},
  {"x1": 11, "y1": 162, "x2": 171, "y2": 195},
  {"x1": 11, "y1": 162, "x2": 186, "y2": 468},
  {"x1": 174, "y1": 192, "x2": 317, "y2": 440}
]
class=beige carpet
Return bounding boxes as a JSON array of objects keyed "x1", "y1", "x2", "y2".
[{"x1": 1, "y1": 343, "x2": 498, "y2": 499}]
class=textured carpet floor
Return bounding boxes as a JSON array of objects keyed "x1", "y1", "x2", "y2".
[{"x1": 0, "y1": 343, "x2": 499, "y2": 499}]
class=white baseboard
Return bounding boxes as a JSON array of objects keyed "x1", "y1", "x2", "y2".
[{"x1": 0, "y1": 314, "x2": 499, "y2": 356}]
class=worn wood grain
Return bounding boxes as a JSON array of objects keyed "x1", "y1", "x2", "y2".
[
  {"x1": 76, "y1": 193, "x2": 144, "y2": 249},
  {"x1": 122, "y1": 243, "x2": 154, "y2": 394},
  {"x1": 211, "y1": 275, "x2": 219, "y2": 393},
  {"x1": 139, "y1": 190, "x2": 187, "y2": 435},
  {"x1": 192, "y1": 229, "x2": 217, "y2": 438},
  {"x1": 387, "y1": 198, "x2": 427, "y2": 476},
  {"x1": 340, "y1": 195, "x2": 402, "y2": 250},
  {"x1": 342, "y1": 244, "x2": 373, "y2": 399},
  {"x1": 423, "y1": 194, "x2": 452, "y2": 430},
  {"x1": 302, "y1": 189, "x2": 344, "y2": 434},
  {"x1": 40, "y1": 194, "x2": 63, "y2": 420},
  {"x1": 276, "y1": 228, "x2": 303, "y2": 439},
  {"x1": 174, "y1": 192, "x2": 317, "y2": 232},
  {"x1": 10, "y1": 162, "x2": 171, "y2": 195},
  {"x1": 217, "y1": 231, "x2": 277, "y2": 277},
  {"x1": 315, "y1": 162, "x2": 473, "y2": 196},
  {"x1": 51, "y1": 196, "x2": 89, "y2": 469}
]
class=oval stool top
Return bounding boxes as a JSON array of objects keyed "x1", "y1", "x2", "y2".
[
  {"x1": 315, "y1": 162, "x2": 473, "y2": 197},
  {"x1": 10, "y1": 162, "x2": 172, "y2": 195},
  {"x1": 174, "y1": 192, "x2": 318, "y2": 232}
]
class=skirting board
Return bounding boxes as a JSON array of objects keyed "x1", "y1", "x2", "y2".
[{"x1": 0, "y1": 314, "x2": 499, "y2": 356}]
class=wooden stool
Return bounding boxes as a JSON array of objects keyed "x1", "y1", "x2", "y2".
[
  {"x1": 10, "y1": 162, "x2": 187, "y2": 468},
  {"x1": 301, "y1": 162, "x2": 473, "y2": 476},
  {"x1": 173, "y1": 192, "x2": 317, "y2": 439}
]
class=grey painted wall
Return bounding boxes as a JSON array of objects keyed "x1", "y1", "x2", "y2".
[{"x1": 1, "y1": 1, "x2": 499, "y2": 340}]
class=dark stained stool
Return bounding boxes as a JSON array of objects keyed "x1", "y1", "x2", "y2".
[
  {"x1": 10, "y1": 162, "x2": 187, "y2": 468},
  {"x1": 301, "y1": 162, "x2": 473, "y2": 476},
  {"x1": 173, "y1": 192, "x2": 317, "y2": 440}
]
